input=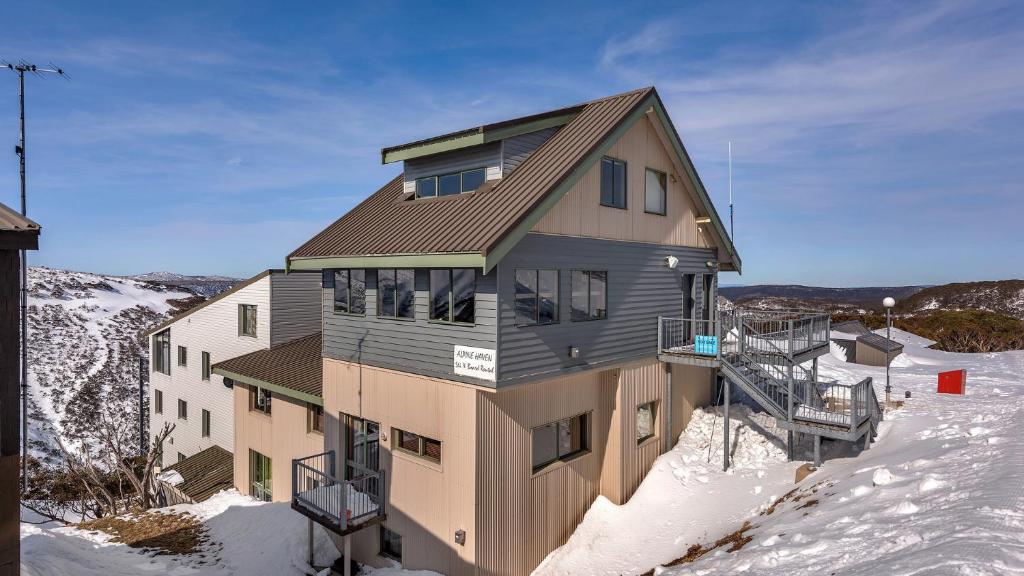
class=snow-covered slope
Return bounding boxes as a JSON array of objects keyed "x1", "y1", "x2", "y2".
[
  {"x1": 537, "y1": 335, "x2": 1024, "y2": 575},
  {"x1": 26, "y1": 267, "x2": 230, "y2": 458}
]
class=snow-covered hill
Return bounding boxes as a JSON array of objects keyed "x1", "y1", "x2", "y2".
[{"x1": 25, "y1": 267, "x2": 234, "y2": 459}]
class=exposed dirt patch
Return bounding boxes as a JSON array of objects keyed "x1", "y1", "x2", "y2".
[
  {"x1": 79, "y1": 510, "x2": 207, "y2": 555},
  {"x1": 640, "y1": 521, "x2": 756, "y2": 575}
]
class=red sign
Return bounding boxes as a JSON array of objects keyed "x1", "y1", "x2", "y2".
[{"x1": 937, "y1": 369, "x2": 967, "y2": 395}]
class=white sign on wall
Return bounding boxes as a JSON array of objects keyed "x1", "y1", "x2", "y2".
[{"x1": 454, "y1": 345, "x2": 497, "y2": 382}]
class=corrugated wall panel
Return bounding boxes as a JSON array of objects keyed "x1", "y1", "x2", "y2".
[
  {"x1": 502, "y1": 127, "x2": 560, "y2": 175},
  {"x1": 404, "y1": 142, "x2": 502, "y2": 185},
  {"x1": 269, "y1": 270, "x2": 322, "y2": 347}
]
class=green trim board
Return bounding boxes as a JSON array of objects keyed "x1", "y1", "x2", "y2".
[
  {"x1": 482, "y1": 112, "x2": 578, "y2": 143},
  {"x1": 213, "y1": 368, "x2": 323, "y2": 407},
  {"x1": 289, "y1": 253, "x2": 486, "y2": 271}
]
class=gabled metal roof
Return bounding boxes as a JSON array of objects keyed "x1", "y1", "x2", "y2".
[
  {"x1": 856, "y1": 332, "x2": 904, "y2": 353},
  {"x1": 0, "y1": 201, "x2": 40, "y2": 250},
  {"x1": 162, "y1": 445, "x2": 233, "y2": 502},
  {"x1": 212, "y1": 332, "x2": 323, "y2": 404},
  {"x1": 832, "y1": 320, "x2": 872, "y2": 336},
  {"x1": 288, "y1": 86, "x2": 741, "y2": 273}
]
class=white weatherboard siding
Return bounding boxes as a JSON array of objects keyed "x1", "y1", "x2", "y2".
[{"x1": 149, "y1": 276, "x2": 271, "y2": 461}]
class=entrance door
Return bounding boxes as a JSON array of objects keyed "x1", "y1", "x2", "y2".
[{"x1": 342, "y1": 414, "x2": 380, "y2": 480}]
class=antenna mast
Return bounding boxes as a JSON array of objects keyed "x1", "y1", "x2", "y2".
[
  {"x1": 3, "y1": 61, "x2": 67, "y2": 492},
  {"x1": 728, "y1": 141, "x2": 734, "y2": 241}
]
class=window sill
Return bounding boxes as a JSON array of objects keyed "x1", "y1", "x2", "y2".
[
  {"x1": 531, "y1": 450, "x2": 591, "y2": 478},
  {"x1": 428, "y1": 319, "x2": 476, "y2": 328},
  {"x1": 375, "y1": 315, "x2": 416, "y2": 323},
  {"x1": 636, "y1": 435, "x2": 659, "y2": 449},
  {"x1": 238, "y1": 334, "x2": 258, "y2": 339},
  {"x1": 515, "y1": 321, "x2": 560, "y2": 328},
  {"x1": 392, "y1": 447, "x2": 443, "y2": 472},
  {"x1": 644, "y1": 210, "x2": 667, "y2": 216},
  {"x1": 599, "y1": 202, "x2": 628, "y2": 210},
  {"x1": 332, "y1": 310, "x2": 366, "y2": 317}
]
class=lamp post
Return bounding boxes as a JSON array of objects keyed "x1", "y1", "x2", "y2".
[{"x1": 882, "y1": 297, "x2": 896, "y2": 405}]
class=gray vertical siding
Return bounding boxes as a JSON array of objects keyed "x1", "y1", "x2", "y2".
[
  {"x1": 321, "y1": 268, "x2": 498, "y2": 385},
  {"x1": 496, "y1": 233, "x2": 716, "y2": 386},
  {"x1": 269, "y1": 271, "x2": 322, "y2": 347},
  {"x1": 403, "y1": 142, "x2": 501, "y2": 184},
  {"x1": 501, "y1": 127, "x2": 559, "y2": 175}
]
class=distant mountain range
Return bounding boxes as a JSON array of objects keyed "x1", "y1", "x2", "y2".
[{"x1": 129, "y1": 271, "x2": 239, "y2": 298}]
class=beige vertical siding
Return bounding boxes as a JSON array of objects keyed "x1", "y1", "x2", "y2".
[
  {"x1": 617, "y1": 361, "x2": 668, "y2": 499},
  {"x1": 670, "y1": 364, "x2": 715, "y2": 441},
  {"x1": 322, "y1": 358, "x2": 478, "y2": 576},
  {"x1": 232, "y1": 384, "x2": 324, "y2": 503},
  {"x1": 531, "y1": 115, "x2": 708, "y2": 248},
  {"x1": 855, "y1": 342, "x2": 900, "y2": 367}
]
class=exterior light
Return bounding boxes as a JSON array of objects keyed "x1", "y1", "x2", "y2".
[
  {"x1": 695, "y1": 216, "x2": 711, "y2": 224},
  {"x1": 883, "y1": 297, "x2": 896, "y2": 308},
  {"x1": 665, "y1": 255, "x2": 679, "y2": 269},
  {"x1": 882, "y1": 296, "x2": 896, "y2": 405},
  {"x1": 569, "y1": 345, "x2": 580, "y2": 358}
]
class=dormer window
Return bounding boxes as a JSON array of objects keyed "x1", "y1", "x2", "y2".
[{"x1": 416, "y1": 168, "x2": 486, "y2": 199}]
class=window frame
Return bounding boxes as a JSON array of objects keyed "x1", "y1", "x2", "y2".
[
  {"x1": 570, "y1": 270, "x2": 608, "y2": 322},
  {"x1": 636, "y1": 401, "x2": 658, "y2": 445},
  {"x1": 202, "y1": 409, "x2": 211, "y2": 438},
  {"x1": 308, "y1": 403, "x2": 325, "y2": 434},
  {"x1": 177, "y1": 345, "x2": 187, "y2": 367},
  {"x1": 154, "y1": 389, "x2": 163, "y2": 414},
  {"x1": 414, "y1": 167, "x2": 487, "y2": 199},
  {"x1": 376, "y1": 269, "x2": 416, "y2": 320},
  {"x1": 152, "y1": 330, "x2": 171, "y2": 375},
  {"x1": 600, "y1": 156, "x2": 628, "y2": 209},
  {"x1": 201, "y1": 351, "x2": 211, "y2": 381},
  {"x1": 177, "y1": 399, "x2": 188, "y2": 421},
  {"x1": 333, "y1": 269, "x2": 367, "y2": 316},
  {"x1": 514, "y1": 269, "x2": 560, "y2": 327},
  {"x1": 392, "y1": 427, "x2": 442, "y2": 465},
  {"x1": 250, "y1": 386, "x2": 272, "y2": 416},
  {"x1": 429, "y1": 268, "x2": 477, "y2": 325},
  {"x1": 644, "y1": 167, "x2": 667, "y2": 216},
  {"x1": 531, "y1": 412, "x2": 591, "y2": 474},
  {"x1": 238, "y1": 304, "x2": 258, "y2": 338},
  {"x1": 249, "y1": 449, "x2": 272, "y2": 502}
]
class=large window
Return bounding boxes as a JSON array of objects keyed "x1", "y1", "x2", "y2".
[
  {"x1": 377, "y1": 269, "x2": 415, "y2": 319},
  {"x1": 201, "y1": 351, "x2": 211, "y2": 381},
  {"x1": 636, "y1": 401, "x2": 657, "y2": 444},
  {"x1": 333, "y1": 269, "x2": 366, "y2": 315},
  {"x1": 251, "y1": 386, "x2": 272, "y2": 415},
  {"x1": 152, "y1": 330, "x2": 171, "y2": 375},
  {"x1": 429, "y1": 269, "x2": 475, "y2": 324},
  {"x1": 415, "y1": 167, "x2": 486, "y2": 198},
  {"x1": 202, "y1": 409, "x2": 211, "y2": 438},
  {"x1": 238, "y1": 304, "x2": 257, "y2": 337},
  {"x1": 600, "y1": 157, "x2": 627, "y2": 209},
  {"x1": 177, "y1": 345, "x2": 187, "y2": 367},
  {"x1": 177, "y1": 399, "x2": 188, "y2": 420},
  {"x1": 249, "y1": 450, "x2": 272, "y2": 502},
  {"x1": 515, "y1": 269, "x2": 559, "y2": 326},
  {"x1": 570, "y1": 270, "x2": 608, "y2": 322},
  {"x1": 308, "y1": 403, "x2": 324, "y2": 434},
  {"x1": 154, "y1": 389, "x2": 163, "y2": 414},
  {"x1": 645, "y1": 168, "x2": 667, "y2": 215},
  {"x1": 393, "y1": 428, "x2": 442, "y2": 465},
  {"x1": 532, "y1": 413, "x2": 590, "y2": 473}
]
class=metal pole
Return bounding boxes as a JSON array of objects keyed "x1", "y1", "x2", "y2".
[
  {"x1": 723, "y1": 376, "x2": 730, "y2": 471},
  {"x1": 664, "y1": 362, "x2": 673, "y2": 453},
  {"x1": 886, "y1": 308, "x2": 892, "y2": 405},
  {"x1": 18, "y1": 68, "x2": 28, "y2": 492},
  {"x1": 139, "y1": 357, "x2": 146, "y2": 455},
  {"x1": 307, "y1": 518, "x2": 315, "y2": 568},
  {"x1": 343, "y1": 534, "x2": 352, "y2": 576}
]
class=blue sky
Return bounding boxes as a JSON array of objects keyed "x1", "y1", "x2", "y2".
[{"x1": 1, "y1": 1, "x2": 1022, "y2": 286}]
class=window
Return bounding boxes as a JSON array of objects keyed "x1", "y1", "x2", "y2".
[
  {"x1": 570, "y1": 270, "x2": 608, "y2": 321},
  {"x1": 393, "y1": 428, "x2": 442, "y2": 464},
  {"x1": 202, "y1": 409, "x2": 211, "y2": 438},
  {"x1": 380, "y1": 526, "x2": 402, "y2": 561},
  {"x1": 201, "y1": 351, "x2": 211, "y2": 381},
  {"x1": 415, "y1": 167, "x2": 486, "y2": 199},
  {"x1": 308, "y1": 403, "x2": 324, "y2": 434},
  {"x1": 333, "y1": 269, "x2": 366, "y2": 315},
  {"x1": 154, "y1": 389, "x2": 163, "y2": 414},
  {"x1": 636, "y1": 401, "x2": 657, "y2": 444},
  {"x1": 251, "y1": 386, "x2": 272, "y2": 415},
  {"x1": 430, "y1": 269, "x2": 476, "y2": 324},
  {"x1": 377, "y1": 269, "x2": 415, "y2": 319},
  {"x1": 178, "y1": 452, "x2": 186, "y2": 463},
  {"x1": 532, "y1": 413, "x2": 590, "y2": 472},
  {"x1": 177, "y1": 399, "x2": 188, "y2": 420},
  {"x1": 152, "y1": 330, "x2": 171, "y2": 375},
  {"x1": 515, "y1": 269, "x2": 559, "y2": 326},
  {"x1": 249, "y1": 450, "x2": 272, "y2": 502},
  {"x1": 645, "y1": 168, "x2": 667, "y2": 215},
  {"x1": 600, "y1": 157, "x2": 627, "y2": 209},
  {"x1": 239, "y1": 304, "x2": 257, "y2": 337},
  {"x1": 177, "y1": 345, "x2": 187, "y2": 367}
]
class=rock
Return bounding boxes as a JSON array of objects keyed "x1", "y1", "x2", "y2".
[{"x1": 795, "y1": 463, "x2": 816, "y2": 483}]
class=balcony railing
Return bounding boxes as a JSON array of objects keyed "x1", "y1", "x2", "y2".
[
  {"x1": 658, "y1": 308, "x2": 830, "y2": 363},
  {"x1": 291, "y1": 450, "x2": 386, "y2": 535}
]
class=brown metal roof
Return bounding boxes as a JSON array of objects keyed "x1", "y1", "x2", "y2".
[
  {"x1": 857, "y1": 332, "x2": 905, "y2": 353},
  {"x1": 212, "y1": 332, "x2": 323, "y2": 399},
  {"x1": 289, "y1": 87, "x2": 654, "y2": 261},
  {"x1": 0, "y1": 201, "x2": 40, "y2": 250},
  {"x1": 0, "y1": 202, "x2": 38, "y2": 232},
  {"x1": 163, "y1": 445, "x2": 233, "y2": 502}
]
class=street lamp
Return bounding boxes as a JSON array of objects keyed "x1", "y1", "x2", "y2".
[{"x1": 882, "y1": 297, "x2": 896, "y2": 404}]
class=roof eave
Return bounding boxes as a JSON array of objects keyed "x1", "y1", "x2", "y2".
[
  {"x1": 212, "y1": 367, "x2": 323, "y2": 406},
  {"x1": 288, "y1": 252, "x2": 486, "y2": 271}
]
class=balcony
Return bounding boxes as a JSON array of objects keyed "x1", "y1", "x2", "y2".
[{"x1": 291, "y1": 451, "x2": 386, "y2": 536}]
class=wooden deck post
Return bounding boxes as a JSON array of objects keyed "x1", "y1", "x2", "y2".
[{"x1": 723, "y1": 376, "x2": 730, "y2": 471}]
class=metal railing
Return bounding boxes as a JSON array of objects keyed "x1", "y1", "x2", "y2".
[
  {"x1": 658, "y1": 308, "x2": 830, "y2": 361},
  {"x1": 793, "y1": 377, "x2": 874, "y2": 431},
  {"x1": 658, "y1": 317, "x2": 721, "y2": 358},
  {"x1": 292, "y1": 450, "x2": 386, "y2": 533},
  {"x1": 728, "y1": 309, "x2": 830, "y2": 358}
]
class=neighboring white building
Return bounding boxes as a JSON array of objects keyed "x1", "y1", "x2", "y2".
[{"x1": 146, "y1": 269, "x2": 321, "y2": 465}]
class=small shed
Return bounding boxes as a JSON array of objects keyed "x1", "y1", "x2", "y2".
[
  {"x1": 157, "y1": 445, "x2": 234, "y2": 505},
  {"x1": 855, "y1": 333, "x2": 904, "y2": 367},
  {"x1": 830, "y1": 320, "x2": 871, "y2": 363},
  {"x1": 0, "y1": 203, "x2": 38, "y2": 576}
]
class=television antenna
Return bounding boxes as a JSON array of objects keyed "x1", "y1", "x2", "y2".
[
  {"x1": 2, "y1": 60, "x2": 68, "y2": 491},
  {"x1": 728, "y1": 141, "x2": 734, "y2": 241}
]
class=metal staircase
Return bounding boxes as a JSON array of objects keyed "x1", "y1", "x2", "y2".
[{"x1": 659, "y1": 308, "x2": 883, "y2": 469}]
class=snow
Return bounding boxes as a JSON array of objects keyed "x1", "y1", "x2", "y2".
[
  {"x1": 158, "y1": 469, "x2": 186, "y2": 486},
  {"x1": 537, "y1": 332, "x2": 1024, "y2": 575},
  {"x1": 21, "y1": 490, "x2": 440, "y2": 576},
  {"x1": 872, "y1": 326, "x2": 938, "y2": 348},
  {"x1": 295, "y1": 483, "x2": 379, "y2": 524}
]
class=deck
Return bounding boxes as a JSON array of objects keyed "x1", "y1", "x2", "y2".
[{"x1": 291, "y1": 451, "x2": 386, "y2": 536}]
